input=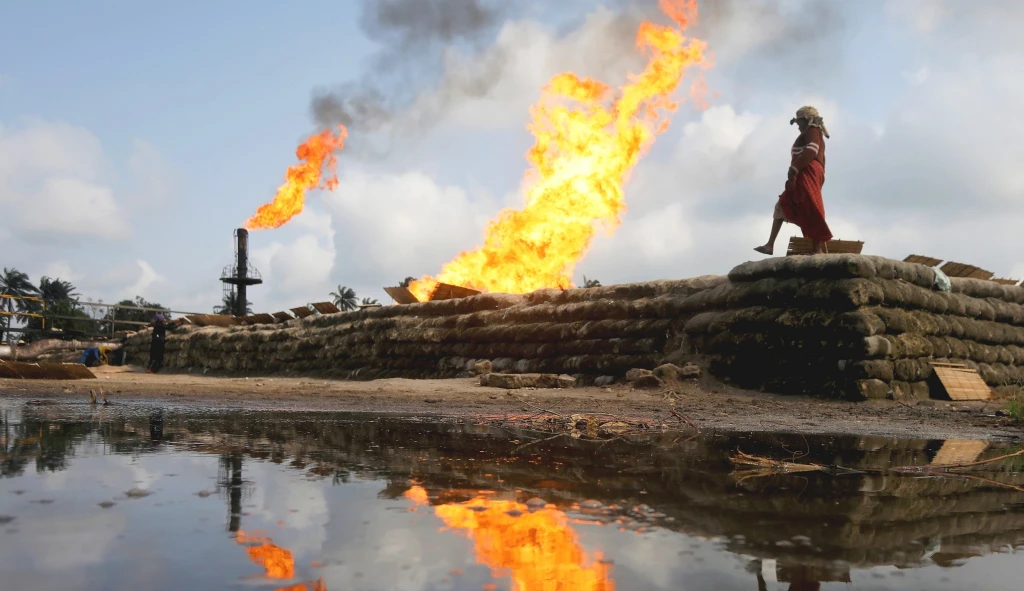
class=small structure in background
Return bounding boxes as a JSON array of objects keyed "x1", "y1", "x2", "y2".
[
  {"x1": 787, "y1": 238, "x2": 864, "y2": 256},
  {"x1": 290, "y1": 306, "x2": 314, "y2": 319},
  {"x1": 271, "y1": 311, "x2": 294, "y2": 323},
  {"x1": 219, "y1": 228, "x2": 263, "y2": 317}
]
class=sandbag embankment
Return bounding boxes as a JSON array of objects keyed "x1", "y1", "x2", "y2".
[
  {"x1": 122, "y1": 276, "x2": 725, "y2": 381},
  {"x1": 686, "y1": 254, "x2": 1024, "y2": 400}
]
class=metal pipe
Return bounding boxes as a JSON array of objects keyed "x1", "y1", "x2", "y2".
[
  {"x1": 0, "y1": 339, "x2": 122, "y2": 361},
  {"x1": 236, "y1": 228, "x2": 248, "y2": 317}
]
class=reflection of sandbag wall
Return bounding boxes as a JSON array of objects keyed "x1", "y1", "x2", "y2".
[
  {"x1": 683, "y1": 255, "x2": 1024, "y2": 400},
  {"x1": 122, "y1": 276, "x2": 725, "y2": 384}
]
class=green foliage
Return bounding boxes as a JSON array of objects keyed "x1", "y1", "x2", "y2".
[
  {"x1": 582, "y1": 275, "x2": 602, "y2": 288},
  {"x1": 361, "y1": 297, "x2": 379, "y2": 306},
  {"x1": 1, "y1": 267, "x2": 40, "y2": 342},
  {"x1": 399, "y1": 277, "x2": 416, "y2": 288},
  {"x1": 101, "y1": 296, "x2": 170, "y2": 333},
  {"x1": 1006, "y1": 391, "x2": 1024, "y2": 422},
  {"x1": 214, "y1": 290, "x2": 252, "y2": 316},
  {"x1": 331, "y1": 285, "x2": 358, "y2": 311},
  {"x1": 24, "y1": 299, "x2": 97, "y2": 339}
]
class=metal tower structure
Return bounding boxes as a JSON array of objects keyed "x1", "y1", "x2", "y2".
[{"x1": 219, "y1": 228, "x2": 263, "y2": 317}]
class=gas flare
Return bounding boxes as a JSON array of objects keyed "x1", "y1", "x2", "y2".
[
  {"x1": 408, "y1": 0, "x2": 707, "y2": 301},
  {"x1": 235, "y1": 530, "x2": 326, "y2": 591},
  {"x1": 406, "y1": 486, "x2": 614, "y2": 591},
  {"x1": 245, "y1": 126, "x2": 347, "y2": 230},
  {"x1": 236, "y1": 530, "x2": 296, "y2": 579}
]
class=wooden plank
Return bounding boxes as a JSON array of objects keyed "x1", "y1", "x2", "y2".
[
  {"x1": 0, "y1": 361, "x2": 94, "y2": 380},
  {"x1": 0, "y1": 360, "x2": 23, "y2": 379},
  {"x1": 243, "y1": 313, "x2": 276, "y2": 324},
  {"x1": 384, "y1": 286, "x2": 421, "y2": 305},
  {"x1": 940, "y1": 261, "x2": 993, "y2": 279},
  {"x1": 185, "y1": 314, "x2": 241, "y2": 327},
  {"x1": 931, "y1": 364, "x2": 993, "y2": 401},
  {"x1": 429, "y1": 282, "x2": 482, "y2": 301},
  {"x1": 290, "y1": 306, "x2": 314, "y2": 319},
  {"x1": 786, "y1": 238, "x2": 864, "y2": 256},
  {"x1": 310, "y1": 301, "x2": 342, "y2": 315},
  {"x1": 903, "y1": 255, "x2": 943, "y2": 267},
  {"x1": 931, "y1": 440, "x2": 989, "y2": 466},
  {"x1": 992, "y1": 278, "x2": 1021, "y2": 286},
  {"x1": 272, "y1": 311, "x2": 294, "y2": 323}
]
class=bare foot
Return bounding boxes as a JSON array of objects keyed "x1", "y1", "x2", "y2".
[{"x1": 753, "y1": 245, "x2": 773, "y2": 255}]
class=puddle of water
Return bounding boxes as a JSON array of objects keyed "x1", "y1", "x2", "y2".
[{"x1": 1, "y1": 398, "x2": 1022, "y2": 591}]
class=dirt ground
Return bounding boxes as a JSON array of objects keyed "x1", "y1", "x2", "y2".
[{"x1": 2, "y1": 365, "x2": 1021, "y2": 442}]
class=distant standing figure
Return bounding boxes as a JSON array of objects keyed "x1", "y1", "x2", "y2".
[
  {"x1": 755, "y1": 106, "x2": 833, "y2": 256},
  {"x1": 147, "y1": 314, "x2": 168, "y2": 373}
]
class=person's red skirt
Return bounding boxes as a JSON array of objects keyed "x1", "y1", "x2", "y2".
[{"x1": 778, "y1": 160, "x2": 832, "y2": 242}]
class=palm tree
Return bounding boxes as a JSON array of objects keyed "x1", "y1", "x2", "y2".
[
  {"x1": 331, "y1": 285, "x2": 358, "y2": 311},
  {"x1": 583, "y1": 275, "x2": 602, "y2": 288},
  {"x1": 1, "y1": 268, "x2": 39, "y2": 343},
  {"x1": 361, "y1": 297, "x2": 379, "y2": 306},
  {"x1": 399, "y1": 277, "x2": 416, "y2": 288},
  {"x1": 38, "y1": 277, "x2": 79, "y2": 303},
  {"x1": 215, "y1": 289, "x2": 252, "y2": 316}
]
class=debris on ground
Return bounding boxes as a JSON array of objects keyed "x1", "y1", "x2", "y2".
[{"x1": 480, "y1": 373, "x2": 575, "y2": 389}]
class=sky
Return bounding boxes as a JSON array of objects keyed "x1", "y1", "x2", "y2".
[{"x1": 1, "y1": 0, "x2": 1022, "y2": 315}]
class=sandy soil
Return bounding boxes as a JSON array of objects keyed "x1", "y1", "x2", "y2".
[{"x1": 2, "y1": 365, "x2": 1021, "y2": 441}]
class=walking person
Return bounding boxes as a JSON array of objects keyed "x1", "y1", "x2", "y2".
[
  {"x1": 755, "y1": 106, "x2": 833, "y2": 256},
  {"x1": 146, "y1": 314, "x2": 169, "y2": 373}
]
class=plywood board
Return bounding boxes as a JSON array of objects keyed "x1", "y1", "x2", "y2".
[
  {"x1": 310, "y1": 301, "x2": 342, "y2": 315},
  {"x1": 429, "y1": 282, "x2": 481, "y2": 301},
  {"x1": 940, "y1": 261, "x2": 994, "y2": 280},
  {"x1": 931, "y1": 439, "x2": 989, "y2": 466},
  {"x1": 931, "y1": 364, "x2": 993, "y2": 401},
  {"x1": 290, "y1": 306, "x2": 314, "y2": 319},
  {"x1": 384, "y1": 286, "x2": 421, "y2": 305},
  {"x1": 0, "y1": 360, "x2": 23, "y2": 379},
  {"x1": 243, "y1": 313, "x2": 276, "y2": 324},
  {"x1": 787, "y1": 238, "x2": 864, "y2": 256},
  {"x1": 272, "y1": 311, "x2": 294, "y2": 322},
  {"x1": 903, "y1": 255, "x2": 943, "y2": 267},
  {"x1": 992, "y1": 278, "x2": 1021, "y2": 286},
  {"x1": 0, "y1": 361, "x2": 94, "y2": 380},
  {"x1": 186, "y1": 314, "x2": 241, "y2": 328}
]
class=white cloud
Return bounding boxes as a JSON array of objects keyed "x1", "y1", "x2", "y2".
[
  {"x1": 250, "y1": 207, "x2": 337, "y2": 311},
  {"x1": 0, "y1": 120, "x2": 131, "y2": 242},
  {"x1": 127, "y1": 139, "x2": 176, "y2": 209},
  {"x1": 902, "y1": 66, "x2": 930, "y2": 85},
  {"x1": 885, "y1": 0, "x2": 951, "y2": 33},
  {"x1": 322, "y1": 170, "x2": 500, "y2": 300}
]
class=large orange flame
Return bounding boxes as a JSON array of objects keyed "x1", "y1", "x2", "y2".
[
  {"x1": 408, "y1": 0, "x2": 707, "y2": 301},
  {"x1": 406, "y1": 486, "x2": 614, "y2": 591},
  {"x1": 245, "y1": 126, "x2": 348, "y2": 230}
]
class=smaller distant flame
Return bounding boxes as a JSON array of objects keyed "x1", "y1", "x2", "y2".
[{"x1": 245, "y1": 126, "x2": 348, "y2": 230}]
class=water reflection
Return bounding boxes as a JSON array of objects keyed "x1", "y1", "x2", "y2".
[{"x1": 1, "y1": 399, "x2": 1022, "y2": 590}]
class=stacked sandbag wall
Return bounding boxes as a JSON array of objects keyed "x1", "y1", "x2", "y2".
[
  {"x1": 682, "y1": 255, "x2": 1024, "y2": 400},
  {"x1": 122, "y1": 276, "x2": 725, "y2": 382}
]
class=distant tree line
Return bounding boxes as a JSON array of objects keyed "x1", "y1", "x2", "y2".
[{"x1": 1, "y1": 266, "x2": 168, "y2": 343}]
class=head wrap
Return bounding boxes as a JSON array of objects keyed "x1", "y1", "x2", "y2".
[
  {"x1": 154, "y1": 314, "x2": 165, "y2": 322},
  {"x1": 790, "y1": 105, "x2": 830, "y2": 138}
]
